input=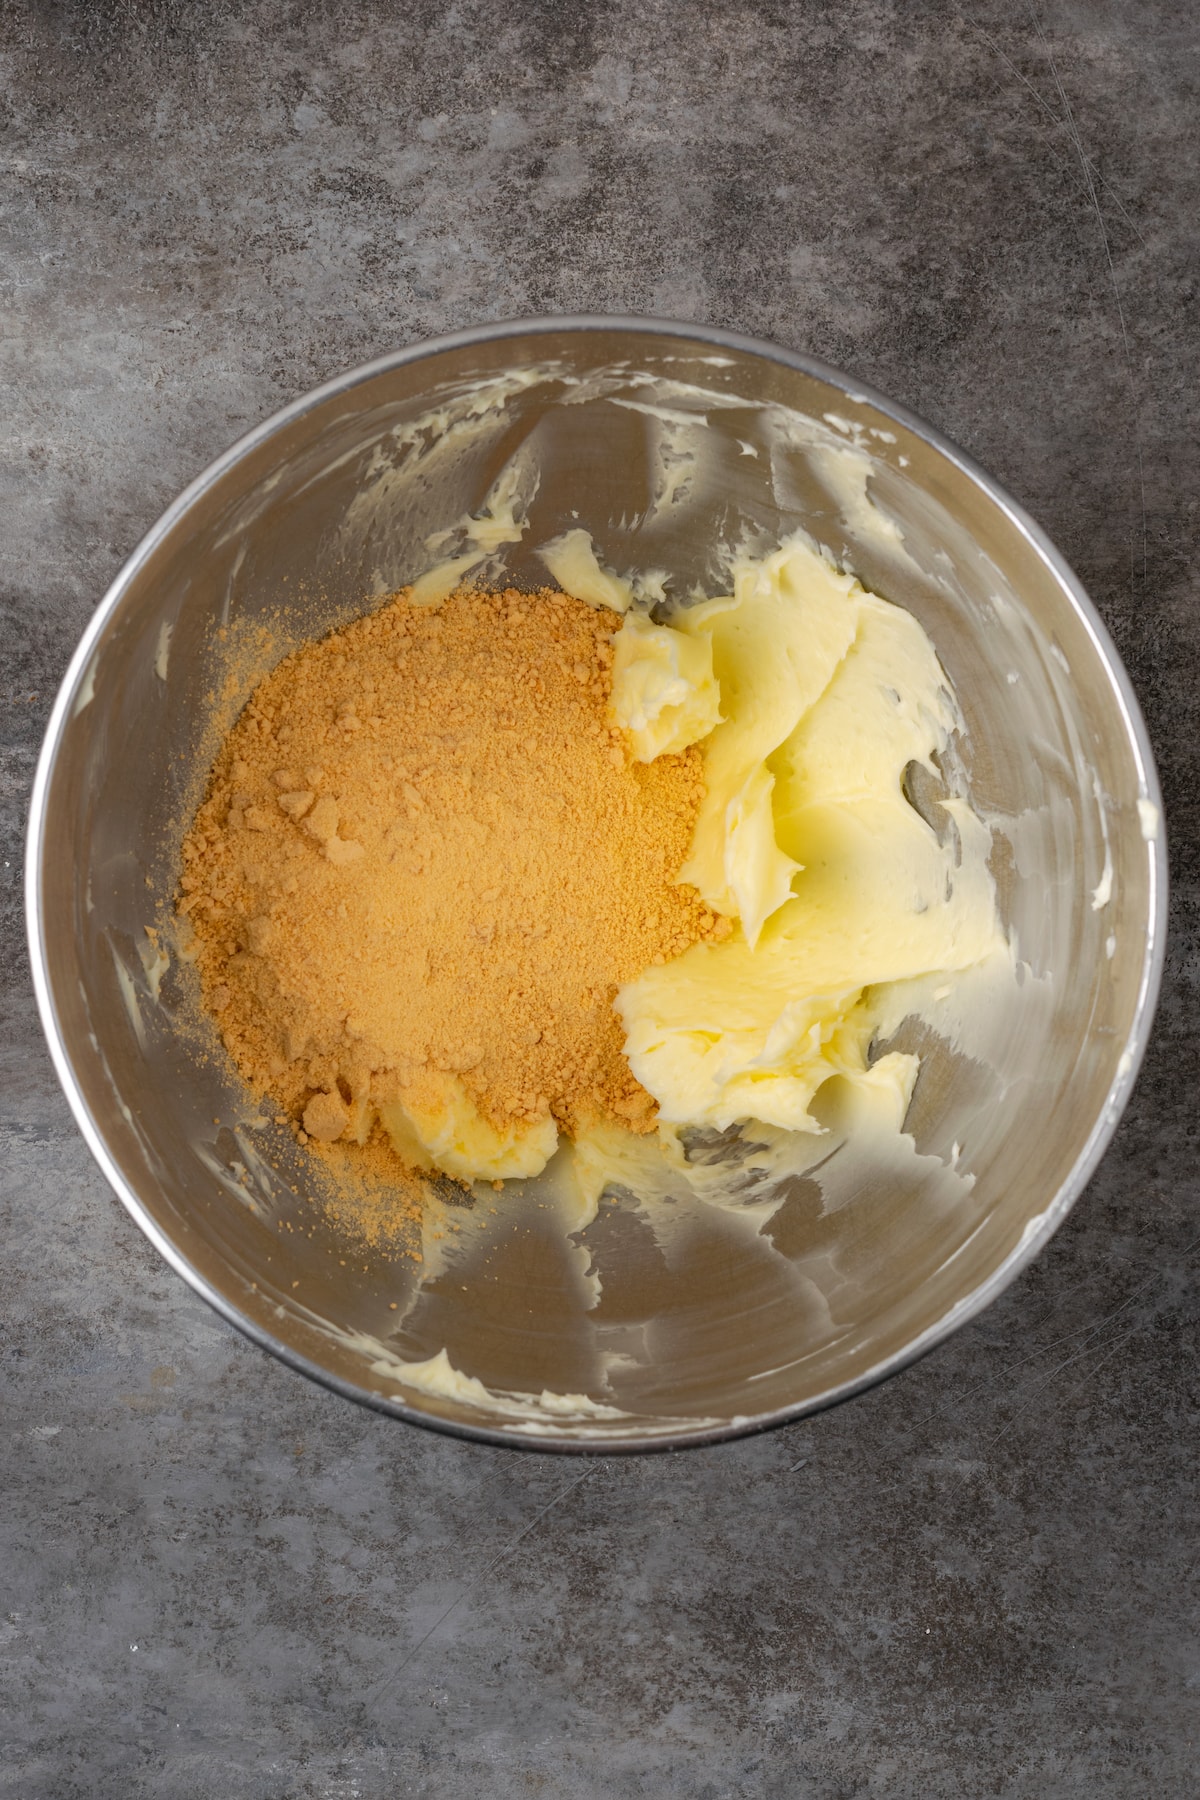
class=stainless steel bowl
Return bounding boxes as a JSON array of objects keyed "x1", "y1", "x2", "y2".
[{"x1": 26, "y1": 319, "x2": 1166, "y2": 1451}]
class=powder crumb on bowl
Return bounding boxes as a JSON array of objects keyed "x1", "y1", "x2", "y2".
[{"x1": 178, "y1": 584, "x2": 725, "y2": 1195}]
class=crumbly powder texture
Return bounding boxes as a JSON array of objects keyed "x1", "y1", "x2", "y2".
[{"x1": 179, "y1": 586, "x2": 725, "y2": 1171}]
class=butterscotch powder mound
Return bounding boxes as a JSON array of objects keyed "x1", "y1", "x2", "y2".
[{"x1": 180, "y1": 586, "x2": 725, "y2": 1165}]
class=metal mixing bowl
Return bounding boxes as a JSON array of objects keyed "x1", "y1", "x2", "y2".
[{"x1": 26, "y1": 319, "x2": 1165, "y2": 1451}]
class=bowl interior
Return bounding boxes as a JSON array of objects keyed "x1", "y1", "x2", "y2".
[{"x1": 30, "y1": 323, "x2": 1163, "y2": 1448}]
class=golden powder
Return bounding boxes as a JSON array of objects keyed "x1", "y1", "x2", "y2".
[{"x1": 179, "y1": 585, "x2": 727, "y2": 1190}]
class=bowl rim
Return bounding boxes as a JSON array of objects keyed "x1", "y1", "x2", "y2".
[{"x1": 25, "y1": 313, "x2": 1169, "y2": 1454}]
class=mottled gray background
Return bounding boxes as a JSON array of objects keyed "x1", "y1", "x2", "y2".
[{"x1": 2, "y1": 2, "x2": 1197, "y2": 1795}]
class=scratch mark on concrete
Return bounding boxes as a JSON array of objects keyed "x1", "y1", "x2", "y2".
[
  {"x1": 983, "y1": 1323, "x2": 1139, "y2": 1449},
  {"x1": 959, "y1": 10, "x2": 1148, "y2": 247},
  {"x1": 1026, "y1": 3, "x2": 1149, "y2": 589},
  {"x1": 366, "y1": 1462, "x2": 601, "y2": 1706}
]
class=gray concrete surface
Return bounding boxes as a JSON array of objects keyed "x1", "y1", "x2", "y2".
[{"x1": 2, "y1": 2, "x2": 1197, "y2": 1794}]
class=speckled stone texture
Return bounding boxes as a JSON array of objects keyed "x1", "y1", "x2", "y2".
[{"x1": 2, "y1": 3, "x2": 1197, "y2": 1795}]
